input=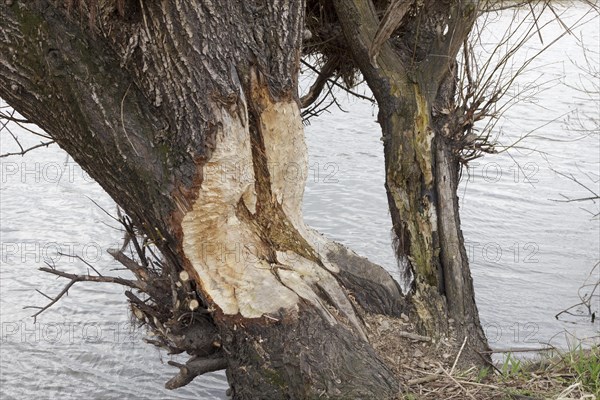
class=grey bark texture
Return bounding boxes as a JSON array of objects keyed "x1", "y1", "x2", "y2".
[
  {"x1": 1, "y1": 1, "x2": 408, "y2": 398},
  {"x1": 331, "y1": 0, "x2": 489, "y2": 363}
]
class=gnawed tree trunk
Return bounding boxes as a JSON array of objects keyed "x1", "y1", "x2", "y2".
[
  {"x1": 332, "y1": 0, "x2": 489, "y2": 363},
  {"x1": 1, "y1": 1, "x2": 408, "y2": 398}
]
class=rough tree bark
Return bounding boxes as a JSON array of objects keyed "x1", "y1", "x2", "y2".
[
  {"x1": 332, "y1": 0, "x2": 489, "y2": 362},
  {"x1": 0, "y1": 1, "x2": 408, "y2": 398}
]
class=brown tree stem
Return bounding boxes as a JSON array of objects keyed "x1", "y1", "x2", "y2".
[
  {"x1": 300, "y1": 57, "x2": 338, "y2": 108},
  {"x1": 165, "y1": 356, "x2": 228, "y2": 390}
]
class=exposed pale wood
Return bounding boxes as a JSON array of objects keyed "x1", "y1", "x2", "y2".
[
  {"x1": 333, "y1": 0, "x2": 489, "y2": 363},
  {"x1": 1, "y1": 2, "x2": 404, "y2": 396}
]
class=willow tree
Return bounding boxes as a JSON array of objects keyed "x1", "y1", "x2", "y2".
[
  {"x1": 300, "y1": 0, "x2": 490, "y2": 359},
  {"x1": 0, "y1": 0, "x2": 491, "y2": 398},
  {"x1": 331, "y1": 0, "x2": 487, "y2": 355}
]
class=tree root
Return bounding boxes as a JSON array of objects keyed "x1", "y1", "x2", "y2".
[{"x1": 165, "y1": 355, "x2": 228, "y2": 390}]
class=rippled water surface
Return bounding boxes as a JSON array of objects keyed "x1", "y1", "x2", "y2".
[{"x1": 1, "y1": 6, "x2": 599, "y2": 400}]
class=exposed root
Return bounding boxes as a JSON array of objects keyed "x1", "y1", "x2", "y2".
[
  {"x1": 165, "y1": 355, "x2": 228, "y2": 390},
  {"x1": 28, "y1": 214, "x2": 223, "y2": 389}
]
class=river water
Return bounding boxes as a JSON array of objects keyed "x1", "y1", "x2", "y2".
[{"x1": 1, "y1": 5, "x2": 598, "y2": 400}]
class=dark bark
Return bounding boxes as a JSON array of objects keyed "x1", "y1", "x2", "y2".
[
  {"x1": 432, "y1": 71, "x2": 488, "y2": 364},
  {"x1": 221, "y1": 303, "x2": 398, "y2": 399},
  {"x1": 332, "y1": 0, "x2": 489, "y2": 362},
  {"x1": 325, "y1": 241, "x2": 408, "y2": 316},
  {"x1": 1, "y1": 1, "x2": 404, "y2": 398}
]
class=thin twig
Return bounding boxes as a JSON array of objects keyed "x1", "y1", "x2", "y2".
[
  {"x1": 439, "y1": 364, "x2": 477, "y2": 400},
  {"x1": 479, "y1": 346, "x2": 556, "y2": 354},
  {"x1": 397, "y1": 331, "x2": 431, "y2": 342},
  {"x1": 301, "y1": 60, "x2": 375, "y2": 103},
  {"x1": 57, "y1": 252, "x2": 103, "y2": 277},
  {"x1": 450, "y1": 336, "x2": 468, "y2": 375},
  {"x1": 406, "y1": 374, "x2": 442, "y2": 385},
  {"x1": 300, "y1": 57, "x2": 338, "y2": 108},
  {"x1": 27, "y1": 267, "x2": 140, "y2": 322},
  {"x1": 0, "y1": 140, "x2": 55, "y2": 158}
]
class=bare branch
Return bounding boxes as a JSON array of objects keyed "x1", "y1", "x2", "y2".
[
  {"x1": 165, "y1": 356, "x2": 227, "y2": 390},
  {"x1": 0, "y1": 138, "x2": 55, "y2": 158},
  {"x1": 27, "y1": 266, "x2": 140, "y2": 322},
  {"x1": 39, "y1": 266, "x2": 140, "y2": 288},
  {"x1": 0, "y1": 110, "x2": 52, "y2": 139},
  {"x1": 479, "y1": 1, "x2": 530, "y2": 13},
  {"x1": 0, "y1": 109, "x2": 30, "y2": 123},
  {"x1": 300, "y1": 57, "x2": 338, "y2": 108},
  {"x1": 108, "y1": 248, "x2": 152, "y2": 283},
  {"x1": 556, "y1": 262, "x2": 599, "y2": 323},
  {"x1": 551, "y1": 168, "x2": 599, "y2": 200},
  {"x1": 57, "y1": 252, "x2": 104, "y2": 277},
  {"x1": 24, "y1": 278, "x2": 78, "y2": 322},
  {"x1": 455, "y1": 2, "x2": 595, "y2": 165},
  {"x1": 301, "y1": 60, "x2": 375, "y2": 104},
  {"x1": 0, "y1": 121, "x2": 55, "y2": 156},
  {"x1": 1, "y1": 108, "x2": 55, "y2": 157}
]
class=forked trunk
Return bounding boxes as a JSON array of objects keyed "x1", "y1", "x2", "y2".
[
  {"x1": 1, "y1": 1, "x2": 405, "y2": 398},
  {"x1": 333, "y1": 0, "x2": 489, "y2": 362},
  {"x1": 180, "y1": 71, "x2": 401, "y2": 398}
]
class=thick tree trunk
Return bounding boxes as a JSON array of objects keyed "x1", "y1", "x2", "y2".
[
  {"x1": 332, "y1": 0, "x2": 489, "y2": 363},
  {"x1": 432, "y1": 80, "x2": 489, "y2": 363},
  {"x1": 0, "y1": 1, "x2": 409, "y2": 398}
]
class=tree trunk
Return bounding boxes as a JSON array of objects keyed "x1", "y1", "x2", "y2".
[
  {"x1": 1, "y1": 1, "x2": 406, "y2": 398},
  {"x1": 332, "y1": 0, "x2": 489, "y2": 363}
]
